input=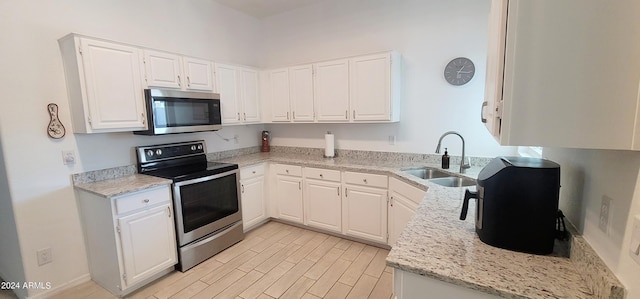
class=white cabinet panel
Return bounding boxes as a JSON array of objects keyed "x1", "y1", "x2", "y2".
[
  {"x1": 118, "y1": 204, "x2": 177, "y2": 288},
  {"x1": 343, "y1": 184, "x2": 388, "y2": 243},
  {"x1": 290, "y1": 64, "x2": 315, "y2": 122},
  {"x1": 350, "y1": 53, "x2": 391, "y2": 121},
  {"x1": 304, "y1": 179, "x2": 342, "y2": 233},
  {"x1": 315, "y1": 59, "x2": 350, "y2": 122},
  {"x1": 216, "y1": 63, "x2": 242, "y2": 124},
  {"x1": 394, "y1": 269, "x2": 501, "y2": 299},
  {"x1": 143, "y1": 50, "x2": 182, "y2": 89},
  {"x1": 270, "y1": 68, "x2": 291, "y2": 122},
  {"x1": 59, "y1": 35, "x2": 147, "y2": 133},
  {"x1": 241, "y1": 174, "x2": 266, "y2": 230},
  {"x1": 183, "y1": 57, "x2": 214, "y2": 91},
  {"x1": 240, "y1": 68, "x2": 260, "y2": 123},
  {"x1": 275, "y1": 174, "x2": 303, "y2": 224}
]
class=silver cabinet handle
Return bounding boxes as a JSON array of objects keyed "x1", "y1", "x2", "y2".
[
  {"x1": 167, "y1": 206, "x2": 172, "y2": 218},
  {"x1": 187, "y1": 76, "x2": 191, "y2": 87},
  {"x1": 353, "y1": 110, "x2": 356, "y2": 119},
  {"x1": 244, "y1": 113, "x2": 247, "y2": 121},
  {"x1": 345, "y1": 188, "x2": 348, "y2": 197},
  {"x1": 252, "y1": 171, "x2": 256, "y2": 174},
  {"x1": 363, "y1": 178, "x2": 368, "y2": 184},
  {"x1": 481, "y1": 101, "x2": 488, "y2": 123},
  {"x1": 298, "y1": 181, "x2": 301, "y2": 190},
  {"x1": 319, "y1": 174, "x2": 324, "y2": 179},
  {"x1": 287, "y1": 112, "x2": 290, "y2": 120},
  {"x1": 293, "y1": 111, "x2": 296, "y2": 119},
  {"x1": 143, "y1": 199, "x2": 150, "y2": 203},
  {"x1": 337, "y1": 187, "x2": 340, "y2": 196},
  {"x1": 286, "y1": 169, "x2": 289, "y2": 174},
  {"x1": 237, "y1": 113, "x2": 240, "y2": 121},
  {"x1": 345, "y1": 110, "x2": 348, "y2": 119},
  {"x1": 241, "y1": 184, "x2": 245, "y2": 194},
  {"x1": 177, "y1": 75, "x2": 181, "y2": 87},
  {"x1": 141, "y1": 113, "x2": 146, "y2": 125},
  {"x1": 390, "y1": 196, "x2": 394, "y2": 207}
]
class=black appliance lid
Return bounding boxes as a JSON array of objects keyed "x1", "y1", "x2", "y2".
[{"x1": 478, "y1": 156, "x2": 560, "y2": 181}]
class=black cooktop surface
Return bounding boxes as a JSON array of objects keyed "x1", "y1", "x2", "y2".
[{"x1": 143, "y1": 161, "x2": 238, "y2": 182}]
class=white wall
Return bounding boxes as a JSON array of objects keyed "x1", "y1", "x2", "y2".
[
  {"x1": 260, "y1": 0, "x2": 517, "y2": 158},
  {"x1": 544, "y1": 148, "x2": 640, "y2": 298},
  {"x1": 0, "y1": 1, "x2": 263, "y2": 297}
]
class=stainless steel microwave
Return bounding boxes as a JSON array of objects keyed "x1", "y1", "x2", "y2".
[{"x1": 134, "y1": 89, "x2": 222, "y2": 135}]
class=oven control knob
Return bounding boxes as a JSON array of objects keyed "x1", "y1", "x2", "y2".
[
  {"x1": 191, "y1": 145, "x2": 196, "y2": 151},
  {"x1": 155, "y1": 149, "x2": 162, "y2": 156},
  {"x1": 197, "y1": 144, "x2": 203, "y2": 150},
  {"x1": 146, "y1": 150, "x2": 154, "y2": 157}
]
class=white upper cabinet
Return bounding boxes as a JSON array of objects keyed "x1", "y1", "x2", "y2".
[
  {"x1": 350, "y1": 52, "x2": 401, "y2": 122},
  {"x1": 183, "y1": 57, "x2": 214, "y2": 91},
  {"x1": 143, "y1": 50, "x2": 183, "y2": 89},
  {"x1": 290, "y1": 64, "x2": 315, "y2": 122},
  {"x1": 215, "y1": 63, "x2": 261, "y2": 125},
  {"x1": 240, "y1": 67, "x2": 261, "y2": 123},
  {"x1": 58, "y1": 34, "x2": 147, "y2": 133},
  {"x1": 143, "y1": 50, "x2": 214, "y2": 91},
  {"x1": 315, "y1": 59, "x2": 351, "y2": 122},
  {"x1": 269, "y1": 68, "x2": 291, "y2": 122},
  {"x1": 484, "y1": 0, "x2": 640, "y2": 150}
]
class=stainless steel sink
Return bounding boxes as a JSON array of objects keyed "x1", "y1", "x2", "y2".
[
  {"x1": 428, "y1": 177, "x2": 476, "y2": 187},
  {"x1": 402, "y1": 167, "x2": 451, "y2": 179}
]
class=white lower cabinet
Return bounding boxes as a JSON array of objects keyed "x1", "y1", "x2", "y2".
[
  {"x1": 342, "y1": 172, "x2": 388, "y2": 244},
  {"x1": 394, "y1": 269, "x2": 501, "y2": 299},
  {"x1": 240, "y1": 163, "x2": 267, "y2": 231},
  {"x1": 388, "y1": 177, "x2": 426, "y2": 246},
  {"x1": 273, "y1": 164, "x2": 304, "y2": 224},
  {"x1": 76, "y1": 185, "x2": 177, "y2": 296},
  {"x1": 303, "y1": 167, "x2": 342, "y2": 233}
]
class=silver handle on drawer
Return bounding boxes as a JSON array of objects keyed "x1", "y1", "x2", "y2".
[
  {"x1": 143, "y1": 199, "x2": 150, "y2": 203},
  {"x1": 363, "y1": 178, "x2": 368, "y2": 184},
  {"x1": 293, "y1": 111, "x2": 296, "y2": 119},
  {"x1": 244, "y1": 113, "x2": 247, "y2": 121},
  {"x1": 319, "y1": 174, "x2": 324, "y2": 179},
  {"x1": 353, "y1": 110, "x2": 356, "y2": 119},
  {"x1": 177, "y1": 75, "x2": 181, "y2": 87},
  {"x1": 241, "y1": 184, "x2": 245, "y2": 194},
  {"x1": 481, "y1": 101, "x2": 488, "y2": 123},
  {"x1": 286, "y1": 169, "x2": 289, "y2": 174},
  {"x1": 237, "y1": 113, "x2": 240, "y2": 121},
  {"x1": 298, "y1": 181, "x2": 301, "y2": 190},
  {"x1": 345, "y1": 187, "x2": 348, "y2": 197},
  {"x1": 252, "y1": 171, "x2": 256, "y2": 174},
  {"x1": 187, "y1": 76, "x2": 191, "y2": 87},
  {"x1": 345, "y1": 110, "x2": 348, "y2": 119},
  {"x1": 390, "y1": 196, "x2": 394, "y2": 207},
  {"x1": 337, "y1": 187, "x2": 340, "y2": 196},
  {"x1": 167, "y1": 206, "x2": 172, "y2": 218}
]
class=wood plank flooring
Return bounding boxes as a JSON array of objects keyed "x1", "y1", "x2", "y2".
[{"x1": 49, "y1": 222, "x2": 393, "y2": 299}]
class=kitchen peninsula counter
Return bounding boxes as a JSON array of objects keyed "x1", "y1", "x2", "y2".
[{"x1": 217, "y1": 151, "x2": 623, "y2": 299}]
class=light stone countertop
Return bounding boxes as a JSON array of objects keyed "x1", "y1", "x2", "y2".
[
  {"x1": 74, "y1": 174, "x2": 172, "y2": 198},
  {"x1": 72, "y1": 150, "x2": 621, "y2": 298}
]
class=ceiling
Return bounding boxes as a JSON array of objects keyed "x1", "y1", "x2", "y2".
[{"x1": 214, "y1": 0, "x2": 327, "y2": 18}]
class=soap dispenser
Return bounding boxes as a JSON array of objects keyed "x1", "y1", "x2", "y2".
[{"x1": 442, "y1": 148, "x2": 450, "y2": 169}]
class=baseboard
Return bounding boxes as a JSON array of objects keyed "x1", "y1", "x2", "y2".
[{"x1": 27, "y1": 273, "x2": 90, "y2": 299}]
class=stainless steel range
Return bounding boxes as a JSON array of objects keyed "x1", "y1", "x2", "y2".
[{"x1": 136, "y1": 140, "x2": 244, "y2": 272}]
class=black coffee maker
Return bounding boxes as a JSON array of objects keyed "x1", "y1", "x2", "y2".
[{"x1": 460, "y1": 157, "x2": 561, "y2": 255}]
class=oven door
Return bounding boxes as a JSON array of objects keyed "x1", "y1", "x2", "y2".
[{"x1": 173, "y1": 169, "x2": 242, "y2": 246}]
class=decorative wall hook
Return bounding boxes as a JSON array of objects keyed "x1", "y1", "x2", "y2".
[{"x1": 47, "y1": 103, "x2": 66, "y2": 139}]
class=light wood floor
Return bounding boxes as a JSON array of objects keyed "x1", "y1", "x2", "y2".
[{"x1": 49, "y1": 221, "x2": 393, "y2": 299}]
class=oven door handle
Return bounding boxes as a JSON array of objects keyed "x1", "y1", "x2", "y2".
[{"x1": 174, "y1": 168, "x2": 239, "y2": 187}]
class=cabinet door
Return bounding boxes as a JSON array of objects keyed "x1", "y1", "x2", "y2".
[
  {"x1": 183, "y1": 57, "x2": 214, "y2": 91},
  {"x1": 343, "y1": 184, "x2": 388, "y2": 243},
  {"x1": 275, "y1": 175, "x2": 303, "y2": 223},
  {"x1": 270, "y1": 68, "x2": 291, "y2": 122},
  {"x1": 215, "y1": 63, "x2": 242, "y2": 124},
  {"x1": 388, "y1": 192, "x2": 418, "y2": 246},
  {"x1": 482, "y1": 0, "x2": 508, "y2": 141},
  {"x1": 79, "y1": 38, "x2": 146, "y2": 131},
  {"x1": 290, "y1": 65, "x2": 315, "y2": 122},
  {"x1": 315, "y1": 59, "x2": 350, "y2": 122},
  {"x1": 241, "y1": 175, "x2": 266, "y2": 230},
  {"x1": 143, "y1": 50, "x2": 182, "y2": 89},
  {"x1": 304, "y1": 179, "x2": 341, "y2": 233},
  {"x1": 240, "y1": 68, "x2": 261, "y2": 123},
  {"x1": 350, "y1": 53, "x2": 391, "y2": 121},
  {"x1": 117, "y1": 204, "x2": 177, "y2": 287}
]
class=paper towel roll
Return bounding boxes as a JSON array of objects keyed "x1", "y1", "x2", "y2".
[{"x1": 324, "y1": 132, "x2": 335, "y2": 158}]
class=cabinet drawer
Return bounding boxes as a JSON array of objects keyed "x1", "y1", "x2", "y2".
[
  {"x1": 304, "y1": 167, "x2": 341, "y2": 182},
  {"x1": 343, "y1": 171, "x2": 388, "y2": 188},
  {"x1": 114, "y1": 186, "x2": 172, "y2": 215},
  {"x1": 273, "y1": 164, "x2": 302, "y2": 177},
  {"x1": 240, "y1": 163, "x2": 265, "y2": 179}
]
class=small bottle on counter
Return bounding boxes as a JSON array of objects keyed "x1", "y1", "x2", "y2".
[{"x1": 442, "y1": 148, "x2": 450, "y2": 169}]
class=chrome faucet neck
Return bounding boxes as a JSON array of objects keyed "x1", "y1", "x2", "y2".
[{"x1": 435, "y1": 131, "x2": 470, "y2": 174}]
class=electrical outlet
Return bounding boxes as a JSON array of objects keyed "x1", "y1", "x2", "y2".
[
  {"x1": 388, "y1": 135, "x2": 396, "y2": 145},
  {"x1": 37, "y1": 247, "x2": 52, "y2": 266},
  {"x1": 62, "y1": 150, "x2": 76, "y2": 165},
  {"x1": 233, "y1": 134, "x2": 239, "y2": 144},
  {"x1": 599, "y1": 195, "x2": 613, "y2": 234}
]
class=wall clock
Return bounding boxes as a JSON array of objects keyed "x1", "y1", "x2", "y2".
[{"x1": 444, "y1": 57, "x2": 475, "y2": 86}]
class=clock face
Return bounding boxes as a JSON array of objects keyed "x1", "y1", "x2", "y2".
[{"x1": 444, "y1": 57, "x2": 475, "y2": 86}]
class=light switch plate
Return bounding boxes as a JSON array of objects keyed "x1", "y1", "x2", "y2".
[{"x1": 629, "y1": 215, "x2": 640, "y2": 265}]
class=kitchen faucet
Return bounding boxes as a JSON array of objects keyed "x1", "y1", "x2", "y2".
[{"x1": 435, "y1": 131, "x2": 471, "y2": 173}]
